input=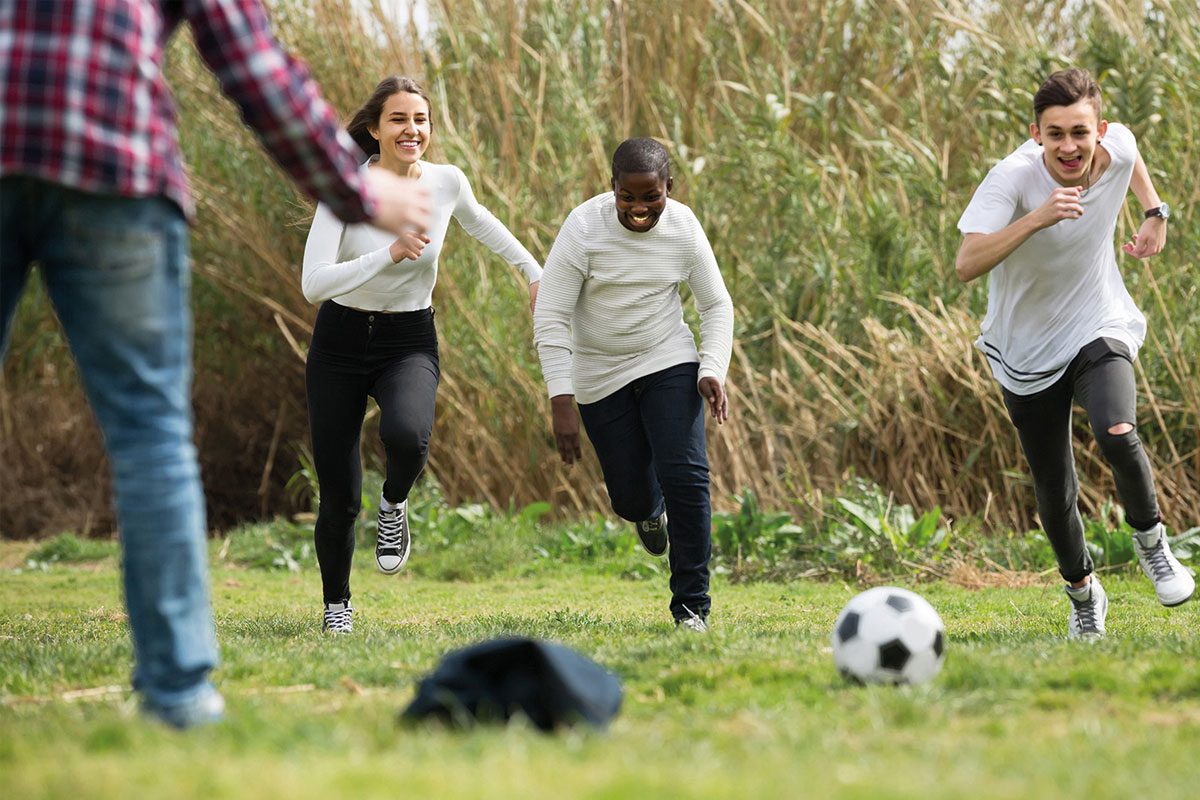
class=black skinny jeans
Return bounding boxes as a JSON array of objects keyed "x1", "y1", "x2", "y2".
[
  {"x1": 306, "y1": 301, "x2": 439, "y2": 603},
  {"x1": 1002, "y1": 337, "x2": 1161, "y2": 583}
]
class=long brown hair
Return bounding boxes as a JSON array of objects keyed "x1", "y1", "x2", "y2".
[{"x1": 346, "y1": 76, "x2": 433, "y2": 156}]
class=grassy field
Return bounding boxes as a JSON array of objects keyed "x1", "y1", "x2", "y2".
[{"x1": 3, "y1": 533, "x2": 1199, "y2": 800}]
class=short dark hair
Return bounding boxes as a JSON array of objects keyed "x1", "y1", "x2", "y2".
[
  {"x1": 346, "y1": 76, "x2": 432, "y2": 157},
  {"x1": 1033, "y1": 69, "x2": 1102, "y2": 122},
  {"x1": 611, "y1": 138, "x2": 670, "y2": 180}
]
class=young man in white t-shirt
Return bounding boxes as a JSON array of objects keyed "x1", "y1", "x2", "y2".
[
  {"x1": 533, "y1": 138, "x2": 734, "y2": 633},
  {"x1": 956, "y1": 68, "x2": 1193, "y2": 639}
]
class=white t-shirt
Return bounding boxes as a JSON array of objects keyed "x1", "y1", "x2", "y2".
[
  {"x1": 301, "y1": 159, "x2": 541, "y2": 311},
  {"x1": 957, "y1": 123, "x2": 1145, "y2": 395},
  {"x1": 533, "y1": 193, "x2": 734, "y2": 404}
]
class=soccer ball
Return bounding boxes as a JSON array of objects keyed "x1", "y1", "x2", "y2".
[{"x1": 832, "y1": 586, "x2": 945, "y2": 685}]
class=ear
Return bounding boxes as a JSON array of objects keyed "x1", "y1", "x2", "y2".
[
  {"x1": 1029, "y1": 121, "x2": 1040, "y2": 144},
  {"x1": 611, "y1": 176, "x2": 619, "y2": 192},
  {"x1": 369, "y1": 125, "x2": 380, "y2": 142},
  {"x1": 1097, "y1": 119, "x2": 1108, "y2": 139},
  {"x1": 666, "y1": 176, "x2": 674, "y2": 194}
]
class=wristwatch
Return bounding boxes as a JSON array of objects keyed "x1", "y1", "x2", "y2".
[{"x1": 1144, "y1": 203, "x2": 1171, "y2": 220}]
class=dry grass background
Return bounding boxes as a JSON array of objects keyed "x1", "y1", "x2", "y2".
[{"x1": 2, "y1": 0, "x2": 1197, "y2": 538}]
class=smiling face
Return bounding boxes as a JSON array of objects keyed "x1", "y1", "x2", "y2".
[
  {"x1": 612, "y1": 171, "x2": 672, "y2": 232},
  {"x1": 1031, "y1": 99, "x2": 1107, "y2": 187},
  {"x1": 370, "y1": 91, "x2": 431, "y2": 173}
]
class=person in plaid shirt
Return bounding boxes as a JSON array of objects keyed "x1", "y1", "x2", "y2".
[{"x1": 0, "y1": 0, "x2": 430, "y2": 728}]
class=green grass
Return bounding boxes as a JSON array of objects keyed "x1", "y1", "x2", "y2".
[{"x1": 2, "y1": 538, "x2": 1199, "y2": 799}]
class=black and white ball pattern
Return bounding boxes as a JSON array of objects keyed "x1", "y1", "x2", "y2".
[{"x1": 832, "y1": 587, "x2": 946, "y2": 685}]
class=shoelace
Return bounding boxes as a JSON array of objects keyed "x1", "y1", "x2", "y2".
[
  {"x1": 1139, "y1": 537, "x2": 1176, "y2": 582},
  {"x1": 1070, "y1": 592, "x2": 1100, "y2": 634},
  {"x1": 324, "y1": 606, "x2": 352, "y2": 631},
  {"x1": 377, "y1": 506, "x2": 406, "y2": 549},
  {"x1": 679, "y1": 604, "x2": 707, "y2": 631}
]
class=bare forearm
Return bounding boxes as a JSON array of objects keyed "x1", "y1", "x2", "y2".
[
  {"x1": 955, "y1": 214, "x2": 1043, "y2": 283},
  {"x1": 1129, "y1": 153, "x2": 1161, "y2": 211}
]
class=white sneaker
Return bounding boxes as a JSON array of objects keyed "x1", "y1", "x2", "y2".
[
  {"x1": 323, "y1": 600, "x2": 353, "y2": 634},
  {"x1": 675, "y1": 606, "x2": 709, "y2": 634},
  {"x1": 1065, "y1": 577, "x2": 1107, "y2": 641},
  {"x1": 1133, "y1": 524, "x2": 1195, "y2": 607},
  {"x1": 376, "y1": 497, "x2": 411, "y2": 574}
]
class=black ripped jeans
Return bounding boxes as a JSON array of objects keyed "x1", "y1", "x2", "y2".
[
  {"x1": 1002, "y1": 337, "x2": 1161, "y2": 584},
  {"x1": 305, "y1": 301, "x2": 440, "y2": 603}
]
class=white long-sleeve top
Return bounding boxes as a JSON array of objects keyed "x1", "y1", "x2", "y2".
[
  {"x1": 533, "y1": 193, "x2": 734, "y2": 404},
  {"x1": 302, "y1": 159, "x2": 542, "y2": 310}
]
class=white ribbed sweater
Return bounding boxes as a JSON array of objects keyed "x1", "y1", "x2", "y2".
[
  {"x1": 533, "y1": 193, "x2": 734, "y2": 404},
  {"x1": 301, "y1": 160, "x2": 541, "y2": 311}
]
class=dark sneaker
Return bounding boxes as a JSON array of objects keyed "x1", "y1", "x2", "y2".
[
  {"x1": 322, "y1": 600, "x2": 353, "y2": 634},
  {"x1": 141, "y1": 686, "x2": 225, "y2": 730},
  {"x1": 376, "y1": 498, "x2": 411, "y2": 574},
  {"x1": 675, "y1": 606, "x2": 709, "y2": 634},
  {"x1": 1065, "y1": 577, "x2": 1107, "y2": 641},
  {"x1": 635, "y1": 512, "x2": 668, "y2": 557},
  {"x1": 1133, "y1": 524, "x2": 1195, "y2": 607}
]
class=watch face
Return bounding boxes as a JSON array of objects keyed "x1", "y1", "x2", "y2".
[{"x1": 1160, "y1": 203, "x2": 1171, "y2": 219}]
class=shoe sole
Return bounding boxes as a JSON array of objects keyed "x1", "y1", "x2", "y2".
[
  {"x1": 638, "y1": 539, "x2": 668, "y2": 558},
  {"x1": 376, "y1": 556, "x2": 408, "y2": 574},
  {"x1": 1160, "y1": 589, "x2": 1195, "y2": 608}
]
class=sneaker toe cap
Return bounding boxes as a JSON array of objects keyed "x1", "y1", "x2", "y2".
[{"x1": 377, "y1": 555, "x2": 404, "y2": 573}]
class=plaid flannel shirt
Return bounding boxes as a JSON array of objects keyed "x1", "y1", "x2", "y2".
[{"x1": 0, "y1": 0, "x2": 375, "y2": 222}]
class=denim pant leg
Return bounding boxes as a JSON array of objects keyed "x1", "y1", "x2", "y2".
[
  {"x1": 30, "y1": 184, "x2": 217, "y2": 706},
  {"x1": 578, "y1": 380, "x2": 664, "y2": 521},
  {"x1": 580, "y1": 363, "x2": 711, "y2": 619},
  {"x1": 637, "y1": 364, "x2": 712, "y2": 619},
  {"x1": 0, "y1": 179, "x2": 38, "y2": 357}
]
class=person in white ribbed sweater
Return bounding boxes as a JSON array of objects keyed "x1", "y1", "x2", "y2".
[
  {"x1": 533, "y1": 138, "x2": 734, "y2": 633},
  {"x1": 301, "y1": 77, "x2": 542, "y2": 633}
]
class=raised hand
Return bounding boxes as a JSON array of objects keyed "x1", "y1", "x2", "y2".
[
  {"x1": 1034, "y1": 186, "x2": 1085, "y2": 229},
  {"x1": 1122, "y1": 218, "x2": 1166, "y2": 260},
  {"x1": 389, "y1": 230, "x2": 431, "y2": 262}
]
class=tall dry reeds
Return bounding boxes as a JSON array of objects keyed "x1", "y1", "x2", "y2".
[{"x1": 3, "y1": 0, "x2": 1197, "y2": 537}]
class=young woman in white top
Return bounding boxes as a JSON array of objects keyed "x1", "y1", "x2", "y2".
[
  {"x1": 955, "y1": 68, "x2": 1192, "y2": 639},
  {"x1": 533, "y1": 138, "x2": 734, "y2": 632},
  {"x1": 301, "y1": 76, "x2": 542, "y2": 632}
]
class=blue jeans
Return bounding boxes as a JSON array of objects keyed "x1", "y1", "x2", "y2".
[
  {"x1": 1, "y1": 177, "x2": 218, "y2": 708},
  {"x1": 577, "y1": 362, "x2": 712, "y2": 620}
]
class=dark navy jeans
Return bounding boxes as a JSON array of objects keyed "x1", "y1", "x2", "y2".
[
  {"x1": 1, "y1": 177, "x2": 218, "y2": 708},
  {"x1": 578, "y1": 362, "x2": 712, "y2": 620}
]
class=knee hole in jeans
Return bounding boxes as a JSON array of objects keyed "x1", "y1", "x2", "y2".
[{"x1": 1107, "y1": 422, "x2": 1133, "y2": 436}]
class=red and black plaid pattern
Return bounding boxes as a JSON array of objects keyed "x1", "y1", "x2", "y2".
[{"x1": 0, "y1": 0, "x2": 374, "y2": 222}]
